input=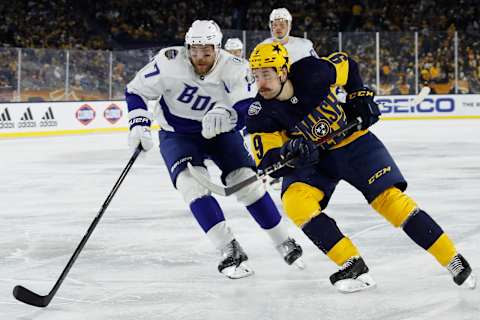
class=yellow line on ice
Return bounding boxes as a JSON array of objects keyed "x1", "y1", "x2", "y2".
[{"x1": 0, "y1": 125, "x2": 161, "y2": 139}]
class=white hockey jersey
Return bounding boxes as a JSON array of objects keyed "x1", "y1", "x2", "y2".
[
  {"x1": 126, "y1": 46, "x2": 256, "y2": 133},
  {"x1": 261, "y1": 36, "x2": 318, "y2": 64}
]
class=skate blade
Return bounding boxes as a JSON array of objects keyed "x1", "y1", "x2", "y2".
[
  {"x1": 221, "y1": 262, "x2": 254, "y2": 279},
  {"x1": 463, "y1": 273, "x2": 476, "y2": 289},
  {"x1": 292, "y1": 258, "x2": 306, "y2": 270},
  {"x1": 334, "y1": 274, "x2": 377, "y2": 293}
]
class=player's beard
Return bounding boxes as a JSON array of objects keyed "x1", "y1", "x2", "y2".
[{"x1": 193, "y1": 60, "x2": 214, "y2": 75}]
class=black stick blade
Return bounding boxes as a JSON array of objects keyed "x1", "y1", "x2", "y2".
[{"x1": 13, "y1": 285, "x2": 51, "y2": 308}]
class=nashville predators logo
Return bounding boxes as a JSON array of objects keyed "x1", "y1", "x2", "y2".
[
  {"x1": 311, "y1": 119, "x2": 330, "y2": 139},
  {"x1": 248, "y1": 101, "x2": 262, "y2": 116}
]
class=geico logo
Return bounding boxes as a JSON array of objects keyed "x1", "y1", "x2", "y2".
[
  {"x1": 368, "y1": 166, "x2": 391, "y2": 185},
  {"x1": 0, "y1": 122, "x2": 15, "y2": 129},
  {"x1": 40, "y1": 120, "x2": 58, "y2": 127},
  {"x1": 377, "y1": 98, "x2": 455, "y2": 113},
  {"x1": 18, "y1": 121, "x2": 37, "y2": 128}
]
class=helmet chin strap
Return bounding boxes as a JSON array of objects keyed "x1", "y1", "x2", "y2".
[
  {"x1": 274, "y1": 34, "x2": 289, "y2": 43},
  {"x1": 270, "y1": 77, "x2": 287, "y2": 100}
]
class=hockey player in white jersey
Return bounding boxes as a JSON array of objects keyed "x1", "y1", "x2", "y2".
[
  {"x1": 262, "y1": 8, "x2": 318, "y2": 64},
  {"x1": 125, "y1": 20, "x2": 303, "y2": 279},
  {"x1": 224, "y1": 38, "x2": 244, "y2": 58}
]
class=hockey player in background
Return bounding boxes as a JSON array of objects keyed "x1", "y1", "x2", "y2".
[
  {"x1": 262, "y1": 8, "x2": 318, "y2": 63},
  {"x1": 246, "y1": 42, "x2": 476, "y2": 292},
  {"x1": 224, "y1": 38, "x2": 244, "y2": 58},
  {"x1": 125, "y1": 21, "x2": 303, "y2": 279}
]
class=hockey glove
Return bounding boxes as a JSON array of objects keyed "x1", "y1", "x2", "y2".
[
  {"x1": 280, "y1": 137, "x2": 319, "y2": 168},
  {"x1": 128, "y1": 113, "x2": 153, "y2": 153},
  {"x1": 344, "y1": 87, "x2": 381, "y2": 130},
  {"x1": 201, "y1": 106, "x2": 238, "y2": 139}
]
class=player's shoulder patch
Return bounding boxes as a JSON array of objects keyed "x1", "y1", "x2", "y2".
[
  {"x1": 230, "y1": 56, "x2": 244, "y2": 64},
  {"x1": 248, "y1": 101, "x2": 262, "y2": 116},
  {"x1": 164, "y1": 48, "x2": 179, "y2": 60}
]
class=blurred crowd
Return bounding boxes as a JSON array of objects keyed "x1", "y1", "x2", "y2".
[{"x1": 0, "y1": 0, "x2": 479, "y2": 101}]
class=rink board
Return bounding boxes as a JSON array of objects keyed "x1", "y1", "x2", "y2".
[{"x1": 1, "y1": 94, "x2": 480, "y2": 138}]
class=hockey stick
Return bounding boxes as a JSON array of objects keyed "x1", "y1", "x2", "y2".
[
  {"x1": 411, "y1": 86, "x2": 431, "y2": 106},
  {"x1": 13, "y1": 145, "x2": 143, "y2": 308},
  {"x1": 188, "y1": 118, "x2": 361, "y2": 196},
  {"x1": 377, "y1": 86, "x2": 431, "y2": 107},
  {"x1": 263, "y1": 88, "x2": 431, "y2": 190}
]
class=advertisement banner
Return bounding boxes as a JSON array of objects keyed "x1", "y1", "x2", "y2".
[
  {"x1": 0, "y1": 101, "x2": 128, "y2": 138},
  {"x1": 376, "y1": 94, "x2": 480, "y2": 119},
  {"x1": 1, "y1": 95, "x2": 480, "y2": 138}
]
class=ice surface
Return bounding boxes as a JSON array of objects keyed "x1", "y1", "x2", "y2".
[{"x1": 1, "y1": 120, "x2": 479, "y2": 319}]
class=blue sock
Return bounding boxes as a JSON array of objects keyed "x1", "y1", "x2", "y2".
[
  {"x1": 302, "y1": 213, "x2": 344, "y2": 254},
  {"x1": 246, "y1": 193, "x2": 281, "y2": 229},
  {"x1": 190, "y1": 196, "x2": 226, "y2": 233},
  {"x1": 403, "y1": 209, "x2": 443, "y2": 250}
]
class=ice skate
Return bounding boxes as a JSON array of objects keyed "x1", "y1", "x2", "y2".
[
  {"x1": 447, "y1": 254, "x2": 476, "y2": 289},
  {"x1": 276, "y1": 237, "x2": 305, "y2": 269},
  {"x1": 329, "y1": 256, "x2": 376, "y2": 293},
  {"x1": 218, "y1": 239, "x2": 254, "y2": 279}
]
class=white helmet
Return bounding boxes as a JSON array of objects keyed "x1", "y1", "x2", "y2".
[
  {"x1": 224, "y1": 38, "x2": 243, "y2": 51},
  {"x1": 185, "y1": 20, "x2": 223, "y2": 75},
  {"x1": 269, "y1": 8, "x2": 292, "y2": 40},
  {"x1": 185, "y1": 20, "x2": 223, "y2": 47}
]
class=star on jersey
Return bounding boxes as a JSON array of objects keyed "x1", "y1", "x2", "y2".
[{"x1": 312, "y1": 120, "x2": 330, "y2": 138}]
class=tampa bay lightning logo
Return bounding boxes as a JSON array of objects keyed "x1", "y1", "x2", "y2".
[
  {"x1": 165, "y1": 49, "x2": 179, "y2": 60},
  {"x1": 248, "y1": 101, "x2": 262, "y2": 116},
  {"x1": 311, "y1": 119, "x2": 330, "y2": 138}
]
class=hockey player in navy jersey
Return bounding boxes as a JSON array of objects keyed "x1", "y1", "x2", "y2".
[
  {"x1": 262, "y1": 8, "x2": 319, "y2": 190},
  {"x1": 246, "y1": 42, "x2": 476, "y2": 292},
  {"x1": 125, "y1": 21, "x2": 303, "y2": 279}
]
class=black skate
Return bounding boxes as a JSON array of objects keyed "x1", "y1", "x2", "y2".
[
  {"x1": 276, "y1": 238, "x2": 305, "y2": 269},
  {"x1": 218, "y1": 239, "x2": 254, "y2": 279},
  {"x1": 447, "y1": 254, "x2": 476, "y2": 289},
  {"x1": 329, "y1": 256, "x2": 376, "y2": 293}
]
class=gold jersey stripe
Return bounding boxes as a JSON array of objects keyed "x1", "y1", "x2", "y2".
[{"x1": 322, "y1": 52, "x2": 350, "y2": 87}]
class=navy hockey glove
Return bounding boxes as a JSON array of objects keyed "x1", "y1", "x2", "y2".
[
  {"x1": 344, "y1": 87, "x2": 381, "y2": 130},
  {"x1": 280, "y1": 137, "x2": 319, "y2": 168}
]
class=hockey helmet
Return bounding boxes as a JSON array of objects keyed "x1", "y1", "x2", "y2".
[
  {"x1": 269, "y1": 8, "x2": 292, "y2": 39},
  {"x1": 249, "y1": 42, "x2": 290, "y2": 76},
  {"x1": 185, "y1": 20, "x2": 223, "y2": 48},
  {"x1": 224, "y1": 38, "x2": 243, "y2": 51}
]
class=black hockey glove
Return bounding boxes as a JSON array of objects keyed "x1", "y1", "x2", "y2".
[
  {"x1": 280, "y1": 137, "x2": 319, "y2": 168},
  {"x1": 344, "y1": 87, "x2": 381, "y2": 130}
]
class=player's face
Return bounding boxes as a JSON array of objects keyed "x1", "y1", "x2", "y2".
[
  {"x1": 252, "y1": 68, "x2": 282, "y2": 99},
  {"x1": 227, "y1": 49, "x2": 242, "y2": 58},
  {"x1": 271, "y1": 19, "x2": 289, "y2": 39},
  {"x1": 189, "y1": 45, "x2": 216, "y2": 75}
]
